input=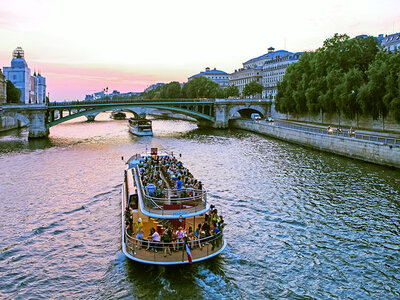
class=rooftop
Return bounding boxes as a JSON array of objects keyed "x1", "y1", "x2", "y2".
[
  {"x1": 245, "y1": 49, "x2": 292, "y2": 64},
  {"x1": 189, "y1": 67, "x2": 228, "y2": 79}
]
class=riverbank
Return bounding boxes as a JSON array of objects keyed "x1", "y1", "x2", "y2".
[{"x1": 230, "y1": 119, "x2": 400, "y2": 169}]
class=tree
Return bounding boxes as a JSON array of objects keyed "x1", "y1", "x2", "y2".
[
  {"x1": 6, "y1": 80, "x2": 21, "y2": 103},
  {"x1": 276, "y1": 33, "x2": 381, "y2": 120},
  {"x1": 224, "y1": 85, "x2": 239, "y2": 98},
  {"x1": 181, "y1": 76, "x2": 221, "y2": 99},
  {"x1": 165, "y1": 81, "x2": 181, "y2": 99},
  {"x1": 243, "y1": 81, "x2": 263, "y2": 98}
]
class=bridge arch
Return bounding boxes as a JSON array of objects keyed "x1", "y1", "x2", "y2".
[
  {"x1": 13, "y1": 113, "x2": 30, "y2": 126},
  {"x1": 47, "y1": 104, "x2": 215, "y2": 128},
  {"x1": 227, "y1": 104, "x2": 267, "y2": 120}
]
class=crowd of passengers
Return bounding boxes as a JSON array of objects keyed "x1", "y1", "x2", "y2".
[
  {"x1": 138, "y1": 155, "x2": 203, "y2": 198},
  {"x1": 125, "y1": 205, "x2": 225, "y2": 257}
]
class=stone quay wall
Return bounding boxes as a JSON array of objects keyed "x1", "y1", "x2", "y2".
[
  {"x1": 275, "y1": 110, "x2": 400, "y2": 133},
  {"x1": 230, "y1": 119, "x2": 400, "y2": 169}
]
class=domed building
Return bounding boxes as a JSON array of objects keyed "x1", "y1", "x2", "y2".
[
  {"x1": 3, "y1": 47, "x2": 31, "y2": 103},
  {"x1": 2, "y1": 47, "x2": 46, "y2": 104},
  {"x1": 188, "y1": 67, "x2": 229, "y2": 88}
]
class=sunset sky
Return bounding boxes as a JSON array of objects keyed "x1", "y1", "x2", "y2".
[{"x1": 1, "y1": 0, "x2": 399, "y2": 101}]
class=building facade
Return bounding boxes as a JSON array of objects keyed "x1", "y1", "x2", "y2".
[
  {"x1": 229, "y1": 47, "x2": 301, "y2": 99},
  {"x1": 0, "y1": 69, "x2": 6, "y2": 103},
  {"x1": 381, "y1": 32, "x2": 400, "y2": 53},
  {"x1": 262, "y1": 52, "x2": 302, "y2": 100},
  {"x1": 188, "y1": 67, "x2": 229, "y2": 88},
  {"x1": 145, "y1": 83, "x2": 165, "y2": 92},
  {"x1": 34, "y1": 73, "x2": 46, "y2": 103},
  {"x1": 3, "y1": 47, "x2": 31, "y2": 103},
  {"x1": 228, "y1": 67, "x2": 263, "y2": 95},
  {"x1": 2, "y1": 47, "x2": 46, "y2": 104}
]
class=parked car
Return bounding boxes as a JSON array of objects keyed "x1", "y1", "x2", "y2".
[
  {"x1": 251, "y1": 113, "x2": 261, "y2": 121},
  {"x1": 267, "y1": 116, "x2": 274, "y2": 122}
]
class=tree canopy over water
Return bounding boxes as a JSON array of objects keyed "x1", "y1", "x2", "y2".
[{"x1": 276, "y1": 33, "x2": 400, "y2": 121}]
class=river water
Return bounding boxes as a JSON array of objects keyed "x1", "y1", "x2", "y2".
[{"x1": 0, "y1": 113, "x2": 399, "y2": 299}]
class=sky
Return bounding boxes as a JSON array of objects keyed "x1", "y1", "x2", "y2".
[{"x1": 0, "y1": 0, "x2": 399, "y2": 101}]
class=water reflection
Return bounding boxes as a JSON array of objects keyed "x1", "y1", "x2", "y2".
[{"x1": 0, "y1": 117, "x2": 399, "y2": 298}]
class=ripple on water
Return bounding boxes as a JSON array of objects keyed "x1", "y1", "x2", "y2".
[{"x1": 0, "y1": 118, "x2": 400, "y2": 298}]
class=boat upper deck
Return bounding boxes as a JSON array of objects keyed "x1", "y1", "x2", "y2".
[{"x1": 127, "y1": 153, "x2": 209, "y2": 218}]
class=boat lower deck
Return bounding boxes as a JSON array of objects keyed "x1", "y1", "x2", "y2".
[{"x1": 124, "y1": 233, "x2": 225, "y2": 264}]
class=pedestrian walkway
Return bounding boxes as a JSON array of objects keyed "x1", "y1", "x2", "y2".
[
  {"x1": 270, "y1": 119, "x2": 400, "y2": 146},
  {"x1": 279, "y1": 120, "x2": 400, "y2": 139}
]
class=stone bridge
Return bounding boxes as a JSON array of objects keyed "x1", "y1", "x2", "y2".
[{"x1": 0, "y1": 99, "x2": 271, "y2": 138}]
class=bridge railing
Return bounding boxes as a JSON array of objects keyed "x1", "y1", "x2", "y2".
[{"x1": 48, "y1": 98, "x2": 215, "y2": 106}]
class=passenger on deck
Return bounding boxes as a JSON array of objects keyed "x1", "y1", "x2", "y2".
[
  {"x1": 171, "y1": 230, "x2": 178, "y2": 251},
  {"x1": 135, "y1": 218, "x2": 144, "y2": 248},
  {"x1": 161, "y1": 227, "x2": 172, "y2": 257},
  {"x1": 194, "y1": 224, "x2": 203, "y2": 249},
  {"x1": 210, "y1": 222, "x2": 220, "y2": 250},
  {"x1": 177, "y1": 227, "x2": 184, "y2": 242},
  {"x1": 146, "y1": 227, "x2": 160, "y2": 252}
]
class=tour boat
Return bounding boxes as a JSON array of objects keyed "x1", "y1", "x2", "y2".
[
  {"x1": 121, "y1": 149, "x2": 226, "y2": 265},
  {"x1": 128, "y1": 118, "x2": 153, "y2": 136},
  {"x1": 110, "y1": 110, "x2": 126, "y2": 120}
]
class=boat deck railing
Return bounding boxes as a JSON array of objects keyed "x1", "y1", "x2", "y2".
[
  {"x1": 135, "y1": 165, "x2": 208, "y2": 216},
  {"x1": 142, "y1": 188, "x2": 207, "y2": 215},
  {"x1": 124, "y1": 230, "x2": 224, "y2": 264}
]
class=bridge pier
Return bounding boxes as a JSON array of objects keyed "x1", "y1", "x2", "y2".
[
  {"x1": 0, "y1": 104, "x2": 49, "y2": 138},
  {"x1": 213, "y1": 103, "x2": 229, "y2": 128},
  {"x1": 86, "y1": 114, "x2": 97, "y2": 122},
  {"x1": 27, "y1": 110, "x2": 49, "y2": 138}
]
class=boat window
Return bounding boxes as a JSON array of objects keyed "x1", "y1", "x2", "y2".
[{"x1": 129, "y1": 194, "x2": 138, "y2": 210}]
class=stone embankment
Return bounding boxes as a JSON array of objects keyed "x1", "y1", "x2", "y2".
[{"x1": 230, "y1": 119, "x2": 400, "y2": 169}]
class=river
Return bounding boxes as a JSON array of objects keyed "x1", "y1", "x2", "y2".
[{"x1": 0, "y1": 113, "x2": 399, "y2": 299}]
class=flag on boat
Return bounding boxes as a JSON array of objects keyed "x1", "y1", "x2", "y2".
[{"x1": 185, "y1": 244, "x2": 192, "y2": 264}]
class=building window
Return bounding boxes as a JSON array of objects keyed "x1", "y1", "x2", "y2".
[{"x1": 13, "y1": 75, "x2": 17, "y2": 80}]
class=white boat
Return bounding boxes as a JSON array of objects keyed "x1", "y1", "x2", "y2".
[
  {"x1": 128, "y1": 118, "x2": 153, "y2": 136},
  {"x1": 121, "y1": 149, "x2": 226, "y2": 265}
]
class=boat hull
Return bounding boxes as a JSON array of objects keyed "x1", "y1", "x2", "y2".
[
  {"x1": 121, "y1": 184, "x2": 225, "y2": 265},
  {"x1": 128, "y1": 126, "x2": 153, "y2": 136}
]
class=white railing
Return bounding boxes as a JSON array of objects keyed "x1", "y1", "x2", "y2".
[{"x1": 125, "y1": 230, "x2": 224, "y2": 263}]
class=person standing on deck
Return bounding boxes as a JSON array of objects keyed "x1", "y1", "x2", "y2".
[
  {"x1": 135, "y1": 218, "x2": 144, "y2": 249},
  {"x1": 176, "y1": 176, "x2": 183, "y2": 197}
]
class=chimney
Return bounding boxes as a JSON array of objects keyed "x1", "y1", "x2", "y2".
[
  {"x1": 268, "y1": 46, "x2": 275, "y2": 53},
  {"x1": 205, "y1": 67, "x2": 210, "y2": 71},
  {"x1": 214, "y1": 67, "x2": 216, "y2": 70}
]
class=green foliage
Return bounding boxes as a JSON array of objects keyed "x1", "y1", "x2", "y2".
[
  {"x1": 181, "y1": 76, "x2": 221, "y2": 99},
  {"x1": 224, "y1": 85, "x2": 240, "y2": 98},
  {"x1": 141, "y1": 77, "x2": 232, "y2": 100},
  {"x1": 243, "y1": 81, "x2": 263, "y2": 97},
  {"x1": 6, "y1": 80, "x2": 21, "y2": 103},
  {"x1": 164, "y1": 81, "x2": 181, "y2": 98},
  {"x1": 275, "y1": 33, "x2": 394, "y2": 120}
]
